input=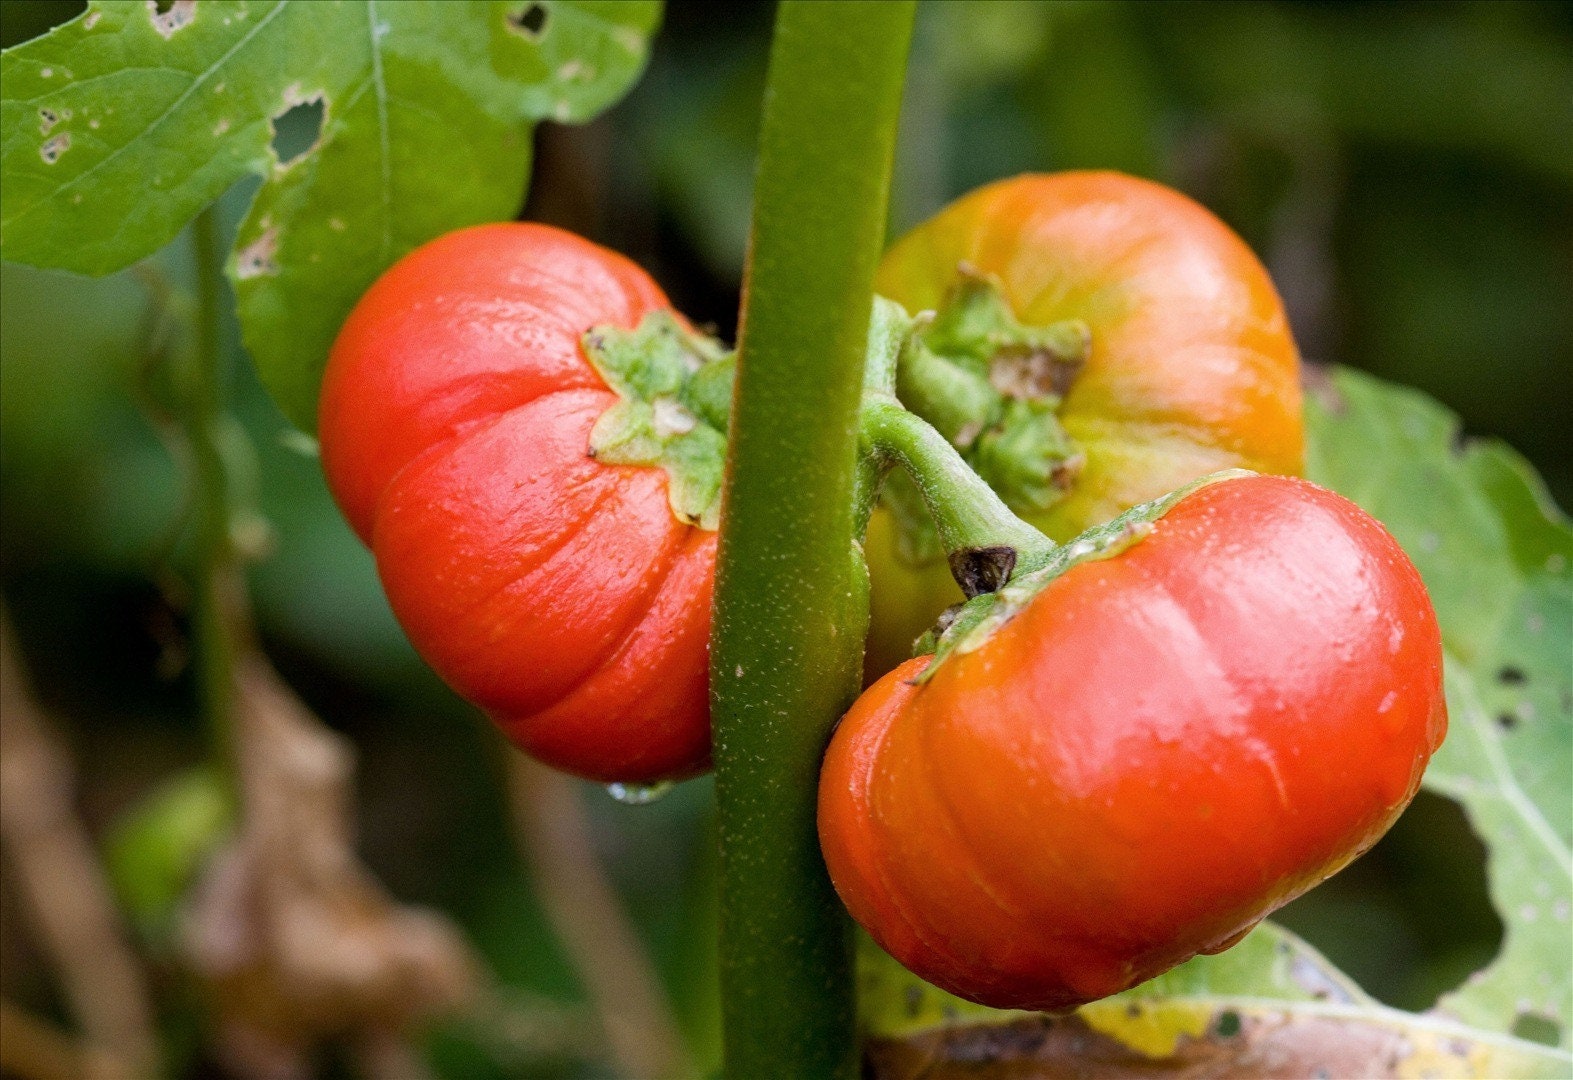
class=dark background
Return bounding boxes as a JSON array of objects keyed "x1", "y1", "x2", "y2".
[{"x1": 2, "y1": 1, "x2": 1568, "y2": 1075}]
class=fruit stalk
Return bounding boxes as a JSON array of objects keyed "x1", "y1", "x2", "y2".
[{"x1": 861, "y1": 400, "x2": 1057, "y2": 596}]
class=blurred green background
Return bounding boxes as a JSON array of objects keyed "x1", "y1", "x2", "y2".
[{"x1": 2, "y1": 1, "x2": 1568, "y2": 1075}]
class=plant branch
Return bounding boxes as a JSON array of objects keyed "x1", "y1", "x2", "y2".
[
  {"x1": 710, "y1": 3, "x2": 915, "y2": 1077},
  {"x1": 186, "y1": 208, "x2": 240, "y2": 792}
]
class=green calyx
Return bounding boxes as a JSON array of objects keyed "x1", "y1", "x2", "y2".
[
  {"x1": 910, "y1": 469, "x2": 1255, "y2": 683},
  {"x1": 582, "y1": 312, "x2": 735, "y2": 530},
  {"x1": 894, "y1": 266, "x2": 1090, "y2": 527}
]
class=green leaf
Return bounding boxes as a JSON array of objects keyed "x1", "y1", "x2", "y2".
[
  {"x1": 1305, "y1": 365, "x2": 1572, "y2": 1048},
  {"x1": 860, "y1": 926, "x2": 1570, "y2": 1078},
  {"x1": 1, "y1": 0, "x2": 661, "y2": 429}
]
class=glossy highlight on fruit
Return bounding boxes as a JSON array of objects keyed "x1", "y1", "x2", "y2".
[
  {"x1": 866, "y1": 172, "x2": 1306, "y2": 676},
  {"x1": 318, "y1": 223, "x2": 714, "y2": 783},
  {"x1": 820, "y1": 474, "x2": 1446, "y2": 1011}
]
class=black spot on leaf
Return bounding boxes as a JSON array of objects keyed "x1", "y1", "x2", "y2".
[
  {"x1": 1497, "y1": 666, "x2": 1526, "y2": 685},
  {"x1": 509, "y1": 2, "x2": 549, "y2": 38}
]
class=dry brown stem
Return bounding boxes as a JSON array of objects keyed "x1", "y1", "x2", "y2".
[
  {"x1": 506, "y1": 754, "x2": 692, "y2": 1080},
  {"x1": 0, "y1": 619, "x2": 158, "y2": 1080}
]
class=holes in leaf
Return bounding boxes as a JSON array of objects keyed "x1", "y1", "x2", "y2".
[
  {"x1": 39, "y1": 133, "x2": 70, "y2": 163},
  {"x1": 270, "y1": 96, "x2": 324, "y2": 166},
  {"x1": 1272, "y1": 790, "x2": 1502, "y2": 1011},
  {"x1": 148, "y1": 0, "x2": 195, "y2": 38},
  {"x1": 508, "y1": 2, "x2": 549, "y2": 39},
  {"x1": 1511, "y1": 1012, "x2": 1561, "y2": 1047},
  {"x1": 234, "y1": 227, "x2": 280, "y2": 280}
]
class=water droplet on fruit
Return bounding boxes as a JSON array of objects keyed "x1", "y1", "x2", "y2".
[{"x1": 606, "y1": 780, "x2": 674, "y2": 806}]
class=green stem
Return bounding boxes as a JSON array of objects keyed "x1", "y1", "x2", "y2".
[
  {"x1": 894, "y1": 342, "x2": 997, "y2": 448},
  {"x1": 186, "y1": 208, "x2": 239, "y2": 798},
  {"x1": 861, "y1": 401, "x2": 1056, "y2": 596},
  {"x1": 710, "y1": 3, "x2": 914, "y2": 1077}
]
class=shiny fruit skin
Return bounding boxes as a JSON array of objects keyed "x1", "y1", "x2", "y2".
[
  {"x1": 319, "y1": 223, "x2": 714, "y2": 783},
  {"x1": 821, "y1": 475, "x2": 1446, "y2": 1011},
  {"x1": 867, "y1": 172, "x2": 1305, "y2": 677}
]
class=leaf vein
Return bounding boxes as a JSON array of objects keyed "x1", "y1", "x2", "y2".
[
  {"x1": 1453, "y1": 658, "x2": 1573, "y2": 880},
  {"x1": 363, "y1": 0, "x2": 392, "y2": 263}
]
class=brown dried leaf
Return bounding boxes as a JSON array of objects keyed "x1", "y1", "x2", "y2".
[{"x1": 181, "y1": 652, "x2": 477, "y2": 1074}]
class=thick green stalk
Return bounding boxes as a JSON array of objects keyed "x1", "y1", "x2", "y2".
[{"x1": 710, "y1": 4, "x2": 914, "y2": 1077}]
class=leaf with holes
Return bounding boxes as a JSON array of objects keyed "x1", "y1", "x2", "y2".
[
  {"x1": 0, "y1": 0, "x2": 661, "y2": 429},
  {"x1": 861, "y1": 925, "x2": 1572, "y2": 1078},
  {"x1": 1305, "y1": 365, "x2": 1573, "y2": 1049}
]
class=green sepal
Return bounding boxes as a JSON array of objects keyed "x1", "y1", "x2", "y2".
[
  {"x1": 972, "y1": 397, "x2": 1087, "y2": 512},
  {"x1": 583, "y1": 312, "x2": 734, "y2": 530},
  {"x1": 911, "y1": 469, "x2": 1255, "y2": 682},
  {"x1": 923, "y1": 266, "x2": 1091, "y2": 382},
  {"x1": 884, "y1": 270, "x2": 1091, "y2": 566}
]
